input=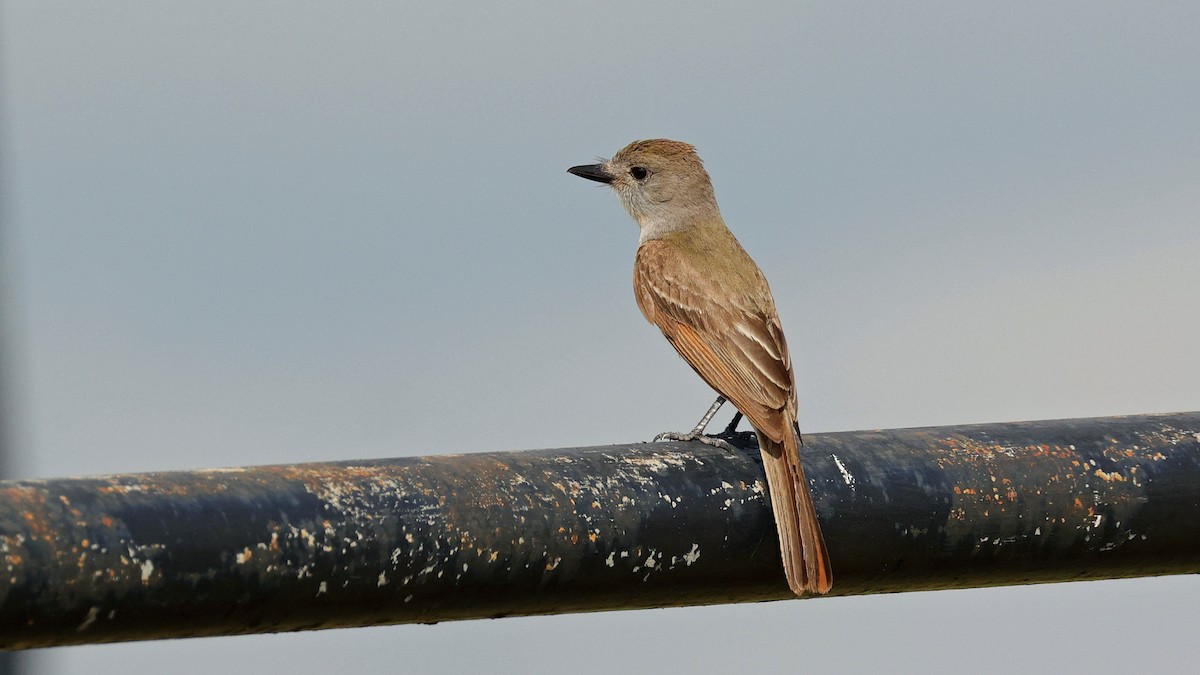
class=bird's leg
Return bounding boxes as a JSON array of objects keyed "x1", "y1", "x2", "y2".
[
  {"x1": 654, "y1": 396, "x2": 741, "y2": 452},
  {"x1": 721, "y1": 411, "x2": 744, "y2": 435},
  {"x1": 689, "y1": 395, "x2": 727, "y2": 435}
]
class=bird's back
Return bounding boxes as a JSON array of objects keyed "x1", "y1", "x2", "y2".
[{"x1": 632, "y1": 233, "x2": 796, "y2": 444}]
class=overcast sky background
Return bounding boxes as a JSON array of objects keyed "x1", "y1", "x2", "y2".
[{"x1": 2, "y1": 2, "x2": 1199, "y2": 673}]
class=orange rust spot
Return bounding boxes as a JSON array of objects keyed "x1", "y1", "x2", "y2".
[
  {"x1": 570, "y1": 534, "x2": 579, "y2": 544},
  {"x1": 1074, "y1": 497, "x2": 1084, "y2": 508},
  {"x1": 101, "y1": 516, "x2": 114, "y2": 527},
  {"x1": 588, "y1": 532, "x2": 597, "y2": 542}
]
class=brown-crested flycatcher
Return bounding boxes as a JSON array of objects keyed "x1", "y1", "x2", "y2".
[{"x1": 568, "y1": 139, "x2": 832, "y2": 595}]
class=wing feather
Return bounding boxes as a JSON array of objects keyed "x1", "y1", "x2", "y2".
[{"x1": 634, "y1": 240, "x2": 795, "y2": 442}]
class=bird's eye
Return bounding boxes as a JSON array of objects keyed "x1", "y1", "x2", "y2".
[{"x1": 630, "y1": 166, "x2": 649, "y2": 181}]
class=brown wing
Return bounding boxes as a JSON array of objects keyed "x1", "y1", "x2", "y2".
[
  {"x1": 635, "y1": 239, "x2": 830, "y2": 595},
  {"x1": 634, "y1": 240, "x2": 796, "y2": 443}
]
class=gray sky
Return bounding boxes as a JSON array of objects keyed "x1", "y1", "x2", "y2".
[{"x1": 2, "y1": 1, "x2": 1199, "y2": 672}]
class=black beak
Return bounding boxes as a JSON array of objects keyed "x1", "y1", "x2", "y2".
[{"x1": 567, "y1": 164, "x2": 614, "y2": 184}]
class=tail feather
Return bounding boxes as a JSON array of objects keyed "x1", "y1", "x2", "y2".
[{"x1": 757, "y1": 428, "x2": 832, "y2": 595}]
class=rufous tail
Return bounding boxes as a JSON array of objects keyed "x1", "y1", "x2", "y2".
[{"x1": 756, "y1": 427, "x2": 832, "y2": 595}]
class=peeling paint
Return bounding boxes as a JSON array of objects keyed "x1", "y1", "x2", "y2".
[
  {"x1": 75, "y1": 607, "x2": 99, "y2": 632},
  {"x1": 831, "y1": 454, "x2": 855, "y2": 487},
  {"x1": 682, "y1": 544, "x2": 701, "y2": 565},
  {"x1": 0, "y1": 413, "x2": 1198, "y2": 649}
]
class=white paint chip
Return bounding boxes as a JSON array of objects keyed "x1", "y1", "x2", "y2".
[
  {"x1": 76, "y1": 606, "x2": 100, "y2": 632},
  {"x1": 831, "y1": 454, "x2": 855, "y2": 487}
]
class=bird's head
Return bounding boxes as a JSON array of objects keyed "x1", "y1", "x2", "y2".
[{"x1": 569, "y1": 139, "x2": 719, "y2": 239}]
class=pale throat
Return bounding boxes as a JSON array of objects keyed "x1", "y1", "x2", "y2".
[
  {"x1": 631, "y1": 205, "x2": 724, "y2": 244},
  {"x1": 635, "y1": 211, "x2": 687, "y2": 244},
  {"x1": 620, "y1": 193, "x2": 720, "y2": 244}
]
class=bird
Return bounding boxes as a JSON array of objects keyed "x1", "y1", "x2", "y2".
[{"x1": 567, "y1": 139, "x2": 831, "y2": 595}]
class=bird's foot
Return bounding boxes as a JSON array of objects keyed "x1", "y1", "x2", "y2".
[
  {"x1": 652, "y1": 399, "x2": 757, "y2": 452},
  {"x1": 653, "y1": 429, "x2": 742, "y2": 452}
]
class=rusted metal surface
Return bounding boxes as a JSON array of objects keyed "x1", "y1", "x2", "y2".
[
  {"x1": 1, "y1": 412, "x2": 1199, "y2": 649},
  {"x1": 0, "y1": 256, "x2": 23, "y2": 674}
]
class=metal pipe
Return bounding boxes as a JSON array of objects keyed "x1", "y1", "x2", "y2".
[{"x1": 1, "y1": 412, "x2": 1198, "y2": 649}]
